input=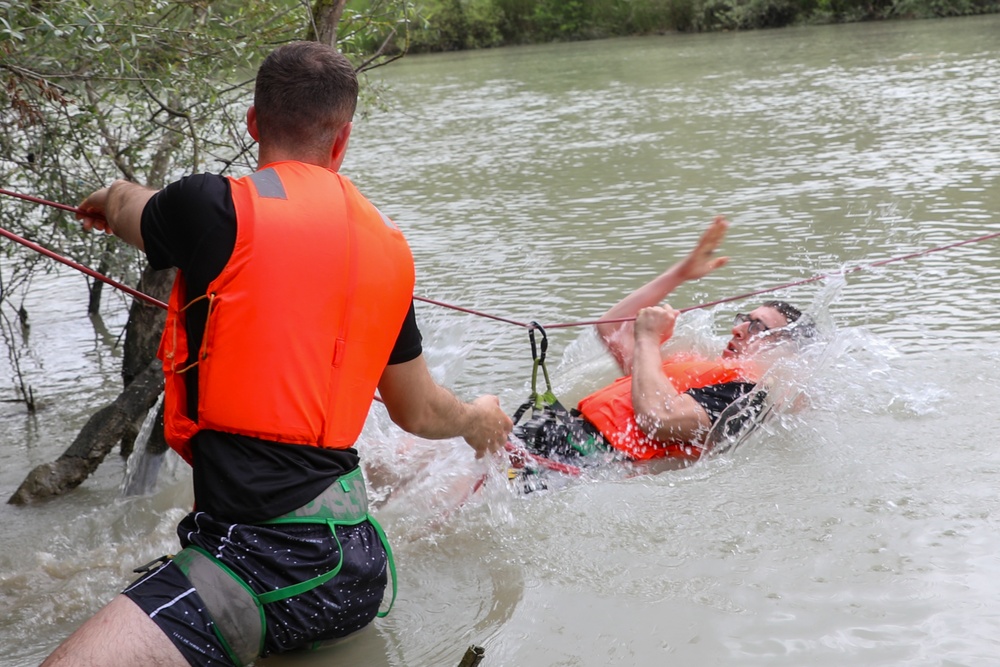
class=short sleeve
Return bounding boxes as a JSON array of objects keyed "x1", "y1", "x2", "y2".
[
  {"x1": 387, "y1": 302, "x2": 423, "y2": 365},
  {"x1": 140, "y1": 173, "x2": 235, "y2": 274},
  {"x1": 685, "y1": 381, "x2": 758, "y2": 425}
]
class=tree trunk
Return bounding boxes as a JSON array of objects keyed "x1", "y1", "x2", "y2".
[
  {"x1": 9, "y1": 265, "x2": 175, "y2": 503},
  {"x1": 310, "y1": 0, "x2": 348, "y2": 47},
  {"x1": 87, "y1": 256, "x2": 108, "y2": 315},
  {"x1": 8, "y1": 358, "x2": 165, "y2": 504},
  {"x1": 122, "y1": 266, "x2": 174, "y2": 385},
  {"x1": 118, "y1": 265, "x2": 174, "y2": 459}
]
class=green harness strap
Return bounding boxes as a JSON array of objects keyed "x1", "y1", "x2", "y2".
[
  {"x1": 511, "y1": 323, "x2": 563, "y2": 422},
  {"x1": 509, "y1": 324, "x2": 604, "y2": 459},
  {"x1": 257, "y1": 468, "x2": 398, "y2": 612},
  {"x1": 173, "y1": 545, "x2": 264, "y2": 665},
  {"x1": 527, "y1": 322, "x2": 559, "y2": 411},
  {"x1": 173, "y1": 467, "x2": 397, "y2": 667}
]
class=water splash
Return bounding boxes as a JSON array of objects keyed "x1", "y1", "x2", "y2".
[{"x1": 119, "y1": 393, "x2": 166, "y2": 497}]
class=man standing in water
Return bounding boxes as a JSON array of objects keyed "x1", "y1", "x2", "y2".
[{"x1": 51, "y1": 41, "x2": 512, "y2": 666}]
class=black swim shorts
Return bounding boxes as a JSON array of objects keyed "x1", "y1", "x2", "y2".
[
  {"x1": 514, "y1": 404, "x2": 608, "y2": 461},
  {"x1": 123, "y1": 512, "x2": 388, "y2": 666}
]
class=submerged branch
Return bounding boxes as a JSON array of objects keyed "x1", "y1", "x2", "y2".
[
  {"x1": 7, "y1": 358, "x2": 164, "y2": 505},
  {"x1": 0, "y1": 298, "x2": 36, "y2": 414}
]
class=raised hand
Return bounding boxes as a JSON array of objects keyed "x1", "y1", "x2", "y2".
[{"x1": 674, "y1": 215, "x2": 730, "y2": 283}]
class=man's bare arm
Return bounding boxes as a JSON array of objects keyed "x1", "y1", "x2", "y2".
[
  {"x1": 378, "y1": 355, "x2": 512, "y2": 459},
  {"x1": 596, "y1": 216, "x2": 730, "y2": 374},
  {"x1": 629, "y1": 306, "x2": 712, "y2": 444},
  {"x1": 76, "y1": 180, "x2": 157, "y2": 251}
]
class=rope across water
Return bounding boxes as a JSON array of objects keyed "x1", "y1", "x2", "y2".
[
  {"x1": 0, "y1": 189, "x2": 168, "y2": 310},
  {"x1": 2, "y1": 187, "x2": 998, "y2": 327}
]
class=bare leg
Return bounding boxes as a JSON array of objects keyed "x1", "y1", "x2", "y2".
[{"x1": 42, "y1": 594, "x2": 188, "y2": 667}]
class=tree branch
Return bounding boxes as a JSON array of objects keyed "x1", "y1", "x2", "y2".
[{"x1": 7, "y1": 358, "x2": 165, "y2": 505}]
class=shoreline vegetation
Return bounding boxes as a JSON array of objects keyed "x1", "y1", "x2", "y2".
[{"x1": 354, "y1": 0, "x2": 1000, "y2": 54}]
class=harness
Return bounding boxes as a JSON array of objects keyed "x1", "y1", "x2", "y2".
[
  {"x1": 509, "y1": 325, "x2": 602, "y2": 473},
  {"x1": 168, "y1": 468, "x2": 396, "y2": 666}
]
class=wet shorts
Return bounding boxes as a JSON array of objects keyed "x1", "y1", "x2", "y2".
[
  {"x1": 123, "y1": 512, "x2": 388, "y2": 666},
  {"x1": 514, "y1": 405, "x2": 608, "y2": 462}
]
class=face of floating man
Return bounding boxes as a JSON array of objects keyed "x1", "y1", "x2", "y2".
[{"x1": 722, "y1": 305, "x2": 794, "y2": 359}]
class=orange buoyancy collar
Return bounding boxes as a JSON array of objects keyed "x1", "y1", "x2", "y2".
[
  {"x1": 576, "y1": 357, "x2": 760, "y2": 461},
  {"x1": 158, "y1": 161, "x2": 415, "y2": 464}
]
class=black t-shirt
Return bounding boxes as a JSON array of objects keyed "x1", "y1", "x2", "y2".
[
  {"x1": 141, "y1": 173, "x2": 422, "y2": 523},
  {"x1": 687, "y1": 381, "x2": 766, "y2": 441},
  {"x1": 685, "y1": 381, "x2": 758, "y2": 424}
]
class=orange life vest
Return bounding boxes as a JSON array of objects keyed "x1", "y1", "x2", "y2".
[
  {"x1": 158, "y1": 161, "x2": 415, "y2": 464},
  {"x1": 576, "y1": 357, "x2": 759, "y2": 461}
]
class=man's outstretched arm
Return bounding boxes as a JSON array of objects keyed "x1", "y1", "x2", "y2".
[
  {"x1": 378, "y1": 355, "x2": 512, "y2": 459},
  {"x1": 629, "y1": 306, "x2": 712, "y2": 445},
  {"x1": 596, "y1": 216, "x2": 730, "y2": 374},
  {"x1": 76, "y1": 180, "x2": 157, "y2": 251}
]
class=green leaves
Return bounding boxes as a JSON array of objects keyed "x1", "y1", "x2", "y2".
[{"x1": 0, "y1": 0, "x2": 409, "y2": 319}]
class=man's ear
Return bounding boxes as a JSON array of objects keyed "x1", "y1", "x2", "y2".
[
  {"x1": 246, "y1": 105, "x2": 260, "y2": 141},
  {"x1": 330, "y1": 122, "x2": 353, "y2": 171}
]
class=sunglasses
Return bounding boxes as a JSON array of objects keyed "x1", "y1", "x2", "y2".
[{"x1": 733, "y1": 313, "x2": 772, "y2": 337}]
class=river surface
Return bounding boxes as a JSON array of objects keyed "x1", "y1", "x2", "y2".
[{"x1": 2, "y1": 15, "x2": 999, "y2": 667}]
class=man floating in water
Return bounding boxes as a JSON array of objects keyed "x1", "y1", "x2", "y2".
[
  {"x1": 512, "y1": 216, "x2": 816, "y2": 472},
  {"x1": 363, "y1": 217, "x2": 817, "y2": 515}
]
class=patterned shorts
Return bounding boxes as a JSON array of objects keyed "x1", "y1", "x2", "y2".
[{"x1": 123, "y1": 511, "x2": 388, "y2": 666}]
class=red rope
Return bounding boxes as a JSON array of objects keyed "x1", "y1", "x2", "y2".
[
  {"x1": 412, "y1": 295, "x2": 530, "y2": 328},
  {"x1": 0, "y1": 224, "x2": 169, "y2": 310},
  {"x1": 539, "y1": 229, "x2": 1000, "y2": 329},
  {"x1": 505, "y1": 440, "x2": 581, "y2": 476},
  {"x1": 0, "y1": 187, "x2": 168, "y2": 309},
  {"x1": 2, "y1": 187, "x2": 998, "y2": 328},
  {"x1": 0, "y1": 187, "x2": 93, "y2": 217}
]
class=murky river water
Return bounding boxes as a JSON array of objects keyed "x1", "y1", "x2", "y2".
[{"x1": 2, "y1": 15, "x2": 999, "y2": 666}]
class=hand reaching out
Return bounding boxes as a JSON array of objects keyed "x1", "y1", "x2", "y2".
[
  {"x1": 76, "y1": 187, "x2": 113, "y2": 234},
  {"x1": 675, "y1": 215, "x2": 730, "y2": 283},
  {"x1": 463, "y1": 395, "x2": 513, "y2": 459}
]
